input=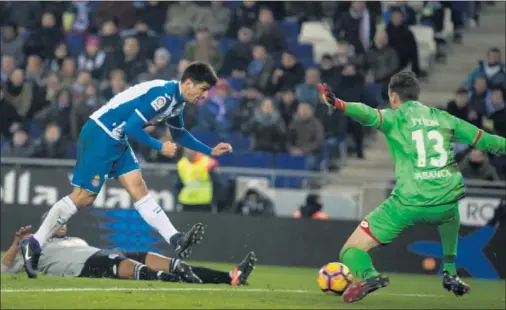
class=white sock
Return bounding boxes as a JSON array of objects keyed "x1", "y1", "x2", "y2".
[
  {"x1": 33, "y1": 196, "x2": 78, "y2": 247},
  {"x1": 134, "y1": 194, "x2": 179, "y2": 244}
]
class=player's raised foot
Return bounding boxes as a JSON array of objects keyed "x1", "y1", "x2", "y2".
[
  {"x1": 231, "y1": 251, "x2": 257, "y2": 286},
  {"x1": 171, "y1": 223, "x2": 205, "y2": 259},
  {"x1": 342, "y1": 274, "x2": 390, "y2": 303},
  {"x1": 19, "y1": 237, "x2": 42, "y2": 279},
  {"x1": 442, "y1": 271, "x2": 471, "y2": 296},
  {"x1": 173, "y1": 260, "x2": 202, "y2": 284}
]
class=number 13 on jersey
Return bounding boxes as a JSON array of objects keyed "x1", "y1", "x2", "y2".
[{"x1": 411, "y1": 129, "x2": 448, "y2": 168}]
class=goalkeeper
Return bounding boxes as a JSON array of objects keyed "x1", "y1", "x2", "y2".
[{"x1": 318, "y1": 71, "x2": 505, "y2": 303}]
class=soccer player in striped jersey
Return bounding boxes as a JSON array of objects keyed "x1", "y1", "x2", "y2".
[{"x1": 20, "y1": 62, "x2": 233, "y2": 279}]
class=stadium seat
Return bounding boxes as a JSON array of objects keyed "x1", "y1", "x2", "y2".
[
  {"x1": 231, "y1": 152, "x2": 274, "y2": 168},
  {"x1": 160, "y1": 35, "x2": 192, "y2": 64},
  {"x1": 225, "y1": 132, "x2": 251, "y2": 152},
  {"x1": 410, "y1": 25, "x2": 436, "y2": 71},
  {"x1": 274, "y1": 153, "x2": 307, "y2": 189},
  {"x1": 226, "y1": 77, "x2": 245, "y2": 91},
  {"x1": 28, "y1": 122, "x2": 42, "y2": 140},
  {"x1": 219, "y1": 38, "x2": 234, "y2": 53},
  {"x1": 290, "y1": 43, "x2": 314, "y2": 67},
  {"x1": 66, "y1": 33, "x2": 85, "y2": 58},
  {"x1": 190, "y1": 130, "x2": 221, "y2": 147},
  {"x1": 282, "y1": 19, "x2": 300, "y2": 44},
  {"x1": 298, "y1": 21, "x2": 338, "y2": 62}
]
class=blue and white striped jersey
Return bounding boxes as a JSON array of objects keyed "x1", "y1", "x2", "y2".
[{"x1": 90, "y1": 80, "x2": 186, "y2": 141}]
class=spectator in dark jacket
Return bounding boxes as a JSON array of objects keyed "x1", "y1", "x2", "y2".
[
  {"x1": 333, "y1": 1, "x2": 376, "y2": 56},
  {"x1": 94, "y1": 1, "x2": 136, "y2": 31},
  {"x1": 254, "y1": 7, "x2": 284, "y2": 54},
  {"x1": 233, "y1": 87, "x2": 264, "y2": 134},
  {"x1": 45, "y1": 42, "x2": 69, "y2": 75},
  {"x1": 286, "y1": 102, "x2": 324, "y2": 156},
  {"x1": 1, "y1": 21, "x2": 24, "y2": 65},
  {"x1": 34, "y1": 87, "x2": 73, "y2": 137},
  {"x1": 77, "y1": 36, "x2": 107, "y2": 80},
  {"x1": 106, "y1": 37, "x2": 147, "y2": 84},
  {"x1": 220, "y1": 27, "x2": 254, "y2": 77},
  {"x1": 459, "y1": 149, "x2": 499, "y2": 181},
  {"x1": 469, "y1": 76, "x2": 488, "y2": 115},
  {"x1": 0, "y1": 90, "x2": 22, "y2": 140},
  {"x1": 319, "y1": 54, "x2": 341, "y2": 91},
  {"x1": 467, "y1": 48, "x2": 506, "y2": 91},
  {"x1": 270, "y1": 50, "x2": 305, "y2": 94},
  {"x1": 184, "y1": 26, "x2": 223, "y2": 72},
  {"x1": 227, "y1": 1, "x2": 259, "y2": 38},
  {"x1": 164, "y1": 1, "x2": 200, "y2": 36},
  {"x1": 386, "y1": 8, "x2": 422, "y2": 76},
  {"x1": 3, "y1": 68, "x2": 47, "y2": 120},
  {"x1": 122, "y1": 20, "x2": 159, "y2": 61},
  {"x1": 136, "y1": 1, "x2": 168, "y2": 34},
  {"x1": 277, "y1": 88, "x2": 299, "y2": 127},
  {"x1": 34, "y1": 123, "x2": 72, "y2": 159},
  {"x1": 251, "y1": 97, "x2": 286, "y2": 153},
  {"x1": 99, "y1": 19, "x2": 122, "y2": 55},
  {"x1": 24, "y1": 11, "x2": 65, "y2": 61},
  {"x1": 445, "y1": 87, "x2": 482, "y2": 128},
  {"x1": 246, "y1": 43, "x2": 275, "y2": 93},
  {"x1": 25, "y1": 55, "x2": 44, "y2": 86},
  {"x1": 382, "y1": 3, "x2": 417, "y2": 26},
  {"x1": 1, "y1": 124, "x2": 37, "y2": 158},
  {"x1": 366, "y1": 31, "x2": 400, "y2": 92},
  {"x1": 138, "y1": 48, "x2": 176, "y2": 82},
  {"x1": 485, "y1": 88, "x2": 506, "y2": 137},
  {"x1": 70, "y1": 82, "x2": 105, "y2": 141},
  {"x1": 102, "y1": 69, "x2": 128, "y2": 100},
  {"x1": 195, "y1": 1, "x2": 231, "y2": 37}
]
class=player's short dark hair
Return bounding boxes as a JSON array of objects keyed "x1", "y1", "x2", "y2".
[
  {"x1": 181, "y1": 61, "x2": 218, "y2": 87},
  {"x1": 388, "y1": 71, "x2": 420, "y2": 102}
]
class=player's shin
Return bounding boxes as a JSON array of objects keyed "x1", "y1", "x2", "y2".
[
  {"x1": 339, "y1": 247, "x2": 380, "y2": 280},
  {"x1": 191, "y1": 266, "x2": 231, "y2": 284},
  {"x1": 33, "y1": 196, "x2": 78, "y2": 247},
  {"x1": 134, "y1": 194, "x2": 179, "y2": 244},
  {"x1": 437, "y1": 216, "x2": 460, "y2": 276}
]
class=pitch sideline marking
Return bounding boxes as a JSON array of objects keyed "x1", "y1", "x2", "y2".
[{"x1": 0, "y1": 287, "x2": 451, "y2": 298}]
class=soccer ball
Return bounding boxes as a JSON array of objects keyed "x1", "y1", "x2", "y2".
[{"x1": 317, "y1": 262, "x2": 353, "y2": 295}]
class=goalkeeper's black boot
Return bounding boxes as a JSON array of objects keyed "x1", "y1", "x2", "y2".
[
  {"x1": 171, "y1": 259, "x2": 202, "y2": 284},
  {"x1": 170, "y1": 223, "x2": 205, "y2": 259},
  {"x1": 343, "y1": 274, "x2": 390, "y2": 303},
  {"x1": 231, "y1": 251, "x2": 257, "y2": 286},
  {"x1": 442, "y1": 271, "x2": 471, "y2": 296},
  {"x1": 19, "y1": 237, "x2": 41, "y2": 279}
]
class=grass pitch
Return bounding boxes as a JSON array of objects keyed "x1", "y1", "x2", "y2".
[{"x1": 1, "y1": 262, "x2": 504, "y2": 309}]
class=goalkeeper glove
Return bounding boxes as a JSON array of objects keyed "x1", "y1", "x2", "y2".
[{"x1": 317, "y1": 83, "x2": 346, "y2": 111}]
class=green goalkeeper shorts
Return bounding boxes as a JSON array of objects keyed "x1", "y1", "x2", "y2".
[{"x1": 360, "y1": 195, "x2": 460, "y2": 244}]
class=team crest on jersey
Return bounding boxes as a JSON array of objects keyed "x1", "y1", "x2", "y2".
[
  {"x1": 151, "y1": 96, "x2": 167, "y2": 111},
  {"x1": 91, "y1": 175, "x2": 101, "y2": 187}
]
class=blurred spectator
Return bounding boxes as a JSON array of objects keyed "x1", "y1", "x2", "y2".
[
  {"x1": 485, "y1": 88, "x2": 506, "y2": 137},
  {"x1": 106, "y1": 37, "x2": 147, "y2": 84},
  {"x1": 165, "y1": 1, "x2": 200, "y2": 36},
  {"x1": 196, "y1": 1, "x2": 231, "y2": 37},
  {"x1": 60, "y1": 57, "x2": 78, "y2": 88},
  {"x1": 254, "y1": 7, "x2": 285, "y2": 54},
  {"x1": 34, "y1": 87, "x2": 73, "y2": 136},
  {"x1": 220, "y1": 27, "x2": 254, "y2": 77},
  {"x1": 251, "y1": 97, "x2": 286, "y2": 153},
  {"x1": 235, "y1": 182, "x2": 275, "y2": 216},
  {"x1": 246, "y1": 43, "x2": 275, "y2": 93},
  {"x1": 34, "y1": 122, "x2": 72, "y2": 159},
  {"x1": 467, "y1": 48, "x2": 506, "y2": 90},
  {"x1": 295, "y1": 68, "x2": 321, "y2": 107},
  {"x1": 334, "y1": 41, "x2": 356, "y2": 70},
  {"x1": 2, "y1": 2, "x2": 41, "y2": 32},
  {"x1": 99, "y1": 19, "x2": 122, "y2": 55},
  {"x1": 102, "y1": 69, "x2": 128, "y2": 99},
  {"x1": 46, "y1": 42, "x2": 69, "y2": 75},
  {"x1": 135, "y1": 1, "x2": 168, "y2": 34},
  {"x1": 70, "y1": 82, "x2": 105, "y2": 141},
  {"x1": 286, "y1": 102, "x2": 324, "y2": 156},
  {"x1": 139, "y1": 48, "x2": 176, "y2": 82},
  {"x1": 1, "y1": 21, "x2": 24, "y2": 65},
  {"x1": 293, "y1": 193, "x2": 328, "y2": 220},
  {"x1": 0, "y1": 124, "x2": 37, "y2": 158},
  {"x1": 3, "y1": 68, "x2": 46, "y2": 119},
  {"x1": 234, "y1": 87, "x2": 264, "y2": 134},
  {"x1": 1, "y1": 55, "x2": 16, "y2": 83},
  {"x1": 271, "y1": 50, "x2": 305, "y2": 94},
  {"x1": 277, "y1": 88, "x2": 299, "y2": 127},
  {"x1": 196, "y1": 79, "x2": 238, "y2": 136},
  {"x1": 445, "y1": 87, "x2": 482, "y2": 128},
  {"x1": 333, "y1": 1, "x2": 375, "y2": 56},
  {"x1": 0, "y1": 88, "x2": 22, "y2": 140},
  {"x1": 77, "y1": 36, "x2": 107, "y2": 80},
  {"x1": 227, "y1": 1, "x2": 259, "y2": 38},
  {"x1": 284, "y1": 2, "x2": 323, "y2": 23},
  {"x1": 72, "y1": 71, "x2": 93, "y2": 103},
  {"x1": 335, "y1": 62, "x2": 380, "y2": 159},
  {"x1": 319, "y1": 54, "x2": 340, "y2": 91},
  {"x1": 23, "y1": 11, "x2": 65, "y2": 60},
  {"x1": 184, "y1": 27, "x2": 223, "y2": 72},
  {"x1": 386, "y1": 8, "x2": 422, "y2": 77},
  {"x1": 365, "y1": 31, "x2": 400, "y2": 95},
  {"x1": 95, "y1": 1, "x2": 136, "y2": 31},
  {"x1": 25, "y1": 55, "x2": 44, "y2": 86},
  {"x1": 382, "y1": 2, "x2": 417, "y2": 26},
  {"x1": 459, "y1": 149, "x2": 499, "y2": 181},
  {"x1": 122, "y1": 20, "x2": 159, "y2": 61},
  {"x1": 469, "y1": 76, "x2": 488, "y2": 115},
  {"x1": 176, "y1": 58, "x2": 191, "y2": 80},
  {"x1": 42, "y1": 73, "x2": 62, "y2": 105},
  {"x1": 62, "y1": 1, "x2": 90, "y2": 34}
]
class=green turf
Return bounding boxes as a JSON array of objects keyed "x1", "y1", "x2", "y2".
[{"x1": 1, "y1": 262, "x2": 504, "y2": 309}]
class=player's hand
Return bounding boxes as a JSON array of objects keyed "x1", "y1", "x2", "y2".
[
  {"x1": 161, "y1": 141, "x2": 177, "y2": 157},
  {"x1": 14, "y1": 225, "x2": 32, "y2": 244},
  {"x1": 211, "y1": 142, "x2": 233, "y2": 157},
  {"x1": 318, "y1": 83, "x2": 345, "y2": 111}
]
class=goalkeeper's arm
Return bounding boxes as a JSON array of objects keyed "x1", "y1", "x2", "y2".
[{"x1": 453, "y1": 116, "x2": 505, "y2": 155}]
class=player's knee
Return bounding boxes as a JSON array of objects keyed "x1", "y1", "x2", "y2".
[
  {"x1": 341, "y1": 226, "x2": 379, "y2": 253},
  {"x1": 69, "y1": 188, "x2": 98, "y2": 208}
]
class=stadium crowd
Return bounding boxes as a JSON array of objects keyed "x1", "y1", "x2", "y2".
[{"x1": 0, "y1": 1, "x2": 504, "y2": 180}]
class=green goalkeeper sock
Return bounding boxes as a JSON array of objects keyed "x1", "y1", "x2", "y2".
[
  {"x1": 340, "y1": 247, "x2": 380, "y2": 280},
  {"x1": 443, "y1": 255, "x2": 457, "y2": 276}
]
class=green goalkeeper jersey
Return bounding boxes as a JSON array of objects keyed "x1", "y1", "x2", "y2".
[{"x1": 343, "y1": 100, "x2": 506, "y2": 206}]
